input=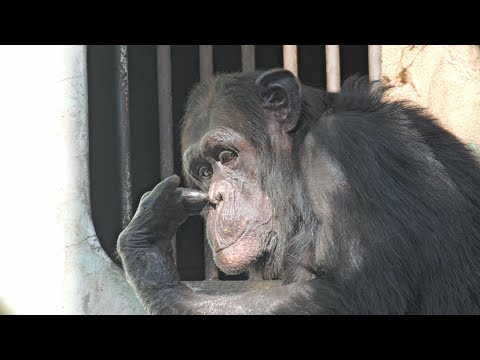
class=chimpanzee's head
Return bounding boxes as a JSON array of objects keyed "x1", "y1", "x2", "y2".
[{"x1": 181, "y1": 69, "x2": 307, "y2": 276}]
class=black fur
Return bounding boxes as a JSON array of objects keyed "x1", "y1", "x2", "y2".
[
  {"x1": 118, "y1": 71, "x2": 480, "y2": 314},
  {"x1": 300, "y1": 76, "x2": 480, "y2": 313}
]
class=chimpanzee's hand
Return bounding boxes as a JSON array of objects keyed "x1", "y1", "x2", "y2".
[{"x1": 118, "y1": 175, "x2": 209, "y2": 249}]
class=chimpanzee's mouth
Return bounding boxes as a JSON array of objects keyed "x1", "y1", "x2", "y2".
[
  {"x1": 212, "y1": 224, "x2": 248, "y2": 253},
  {"x1": 214, "y1": 240, "x2": 238, "y2": 253}
]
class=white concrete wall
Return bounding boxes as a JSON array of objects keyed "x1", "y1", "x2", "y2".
[{"x1": 0, "y1": 45, "x2": 145, "y2": 314}]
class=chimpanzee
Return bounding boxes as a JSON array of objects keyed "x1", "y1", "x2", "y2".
[{"x1": 116, "y1": 68, "x2": 480, "y2": 314}]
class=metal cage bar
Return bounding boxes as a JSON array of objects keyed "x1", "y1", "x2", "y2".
[
  {"x1": 199, "y1": 45, "x2": 219, "y2": 280},
  {"x1": 241, "y1": 45, "x2": 256, "y2": 72},
  {"x1": 325, "y1": 45, "x2": 341, "y2": 93},
  {"x1": 157, "y1": 45, "x2": 175, "y2": 180},
  {"x1": 283, "y1": 45, "x2": 298, "y2": 76},
  {"x1": 199, "y1": 45, "x2": 214, "y2": 82},
  {"x1": 368, "y1": 45, "x2": 382, "y2": 81},
  {"x1": 114, "y1": 45, "x2": 133, "y2": 229},
  {"x1": 156, "y1": 45, "x2": 177, "y2": 264}
]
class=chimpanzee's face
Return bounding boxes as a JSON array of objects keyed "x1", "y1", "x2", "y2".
[
  {"x1": 183, "y1": 127, "x2": 276, "y2": 275},
  {"x1": 181, "y1": 69, "x2": 301, "y2": 275}
]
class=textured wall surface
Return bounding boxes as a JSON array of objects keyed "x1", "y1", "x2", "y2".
[{"x1": 382, "y1": 45, "x2": 480, "y2": 156}]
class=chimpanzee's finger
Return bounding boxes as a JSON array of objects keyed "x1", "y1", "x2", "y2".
[
  {"x1": 181, "y1": 188, "x2": 209, "y2": 214},
  {"x1": 139, "y1": 175, "x2": 181, "y2": 210},
  {"x1": 139, "y1": 191, "x2": 152, "y2": 203}
]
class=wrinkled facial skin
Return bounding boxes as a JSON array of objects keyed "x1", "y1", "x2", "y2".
[{"x1": 184, "y1": 128, "x2": 276, "y2": 275}]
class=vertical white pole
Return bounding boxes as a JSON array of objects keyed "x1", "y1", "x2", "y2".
[
  {"x1": 283, "y1": 45, "x2": 298, "y2": 76},
  {"x1": 326, "y1": 45, "x2": 341, "y2": 92},
  {"x1": 368, "y1": 45, "x2": 382, "y2": 81}
]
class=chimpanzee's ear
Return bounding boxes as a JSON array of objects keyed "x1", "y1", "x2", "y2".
[{"x1": 255, "y1": 68, "x2": 301, "y2": 133}]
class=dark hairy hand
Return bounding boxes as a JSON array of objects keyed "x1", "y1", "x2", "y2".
[{"x1": 118, "y1": 175, "x2": 209, "y2": 249}]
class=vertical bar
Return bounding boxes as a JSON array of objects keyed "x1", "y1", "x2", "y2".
[
  {"x1": 283, "y1": 45, "x2": 298, "y2": 76},
  {"x1": 114, "y1": 45, "x2": 133, "y2": 229},
  {"x1": 241, "y1": 45, "x2": 255, "y2": 72},
  {"x1": 325, "y1": 45, "x2": 341, "y2": 93},
  {"x1": 157, "y1": 46, "x2": 174, "y2": 181},
  {"x1": 199, "y1": 45, "x2": 213, "y2": 82},
  {"x1": 199, "y1": 45, "x2": 219, "y2": 280},
  {"x1": 156, "y1": 45, "x2": 177, "y2": 264},
  {"x1": 368, "y1": 45, "x2": 382, "y2": 81}
]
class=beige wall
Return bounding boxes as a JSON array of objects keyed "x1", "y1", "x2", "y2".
[{"x1": 381, "y1": 45, "x2": 480, "y2": 155}]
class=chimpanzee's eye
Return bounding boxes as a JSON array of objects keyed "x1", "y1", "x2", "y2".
[
  {"x1": 199, "y1": 165, "x2": 213, "y2": 179},
  {"x1": 219, "y1": 150, "x2": 237, "y2": 165}
]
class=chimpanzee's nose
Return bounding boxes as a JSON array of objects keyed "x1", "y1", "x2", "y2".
[
  {"x1": 208, "y1": 181, "x2": 227, "y2": 207},
  {"x1": 212, "y1": 193, "x2": 222, "y2": 204}
]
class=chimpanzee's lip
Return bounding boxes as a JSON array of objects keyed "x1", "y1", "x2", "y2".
[
  {"x1": 213, "y1": 226, "x2": 247, "y2": 253},
  {"x1": 214, "y1": 239, "x2": 238, "y2": 253}
]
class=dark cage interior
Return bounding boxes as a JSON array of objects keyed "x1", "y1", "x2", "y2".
[{"x1": 87, "y1": 45, "x2": 369, "y2": 281}]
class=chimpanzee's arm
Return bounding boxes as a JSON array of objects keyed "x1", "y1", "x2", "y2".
[{"x1": 117, "y1": 176, "x2": 346, "y2": 315}]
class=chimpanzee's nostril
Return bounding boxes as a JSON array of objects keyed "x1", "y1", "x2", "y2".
[{"x1": 208, "y1": 194, "x2": 222, "y2": 210}]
